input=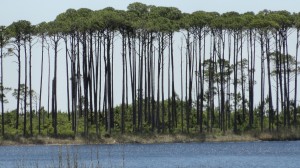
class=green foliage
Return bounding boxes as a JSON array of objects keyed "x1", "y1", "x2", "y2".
[
  {"x1": 0, "y1": 97, "x2": 299, "y2": 140},
  {"x1": 0, "y1": 83, "x2": 11, "y2": 104},
  {"x1": 6, "y1": 20, "x2": 32, "y2": 39}
]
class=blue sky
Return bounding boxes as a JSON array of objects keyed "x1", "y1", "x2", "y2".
[
  {"x1": 1, "y1": 0, "x2": 300, "y2": 111},
  {"x1": 1, "y1": 0, "x2": 300, "y2": 26}
]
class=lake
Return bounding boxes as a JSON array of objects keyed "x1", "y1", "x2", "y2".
[{"x1": 0, "y1": 141, "x2": 299, "y2": 168}]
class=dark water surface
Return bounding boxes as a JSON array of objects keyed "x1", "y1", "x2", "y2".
[{"x1": 0, "y1": 141, "x2": 299, "y2": 168}]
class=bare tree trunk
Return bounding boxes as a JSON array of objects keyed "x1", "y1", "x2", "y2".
[
  {"x1": 186, "y1": 31, "x2": 192, "y2": 133},
  {"x1": 82, "y1": 32, "x2": 88, "y2": 137},
  {"x1": 285, "y1": 32, "x2": 291, "y2": 128},
  {"x1": 121, "y1": 34, "x2": 126, "y2": 134},
  {"x1": 150, "y1": 34, "x2": 155, "y2": 132},
  {"x1": 64, "y1": 38, "x2": 70, "y2": 122},
  {"x1": 219, "y1": 30, "x2": 226, "y2": 132},
  {"x1": 170, "y1": 33, "x2": 176, "y2": 129},
  {"x1": 38, "y1": 36, "x2": 45, "y2": 134},
  {"x1": 29, "y1": 37, "x2": 33, "y2": 136},
  {"x1": 168, "y1": 35, "x2": 171, "y2": 132},
  {"x1": 52, "y1": 39, "x2": 59, "y2": 137},
  {"x1": 266, "y1": 36, "x2": 274, "y2": 131},
  {"x1": 128, "y1": 34, "x2": 137, "y2": 132},
  {"x1": 260, "y1": 33, "x2": 265, "y2": 132},
  {"x1": 16, "y1": 41, "x2": 21, "y2": 129},
  {"x1": 138, "y1": 33, "x2": 144, "y2": 132},
  {"x1": 161, "y1": 33, "x2": 165, "y2": 133},
  {"x1": 24, "y1": 40, "x2": 28, "y2": 136},
  {"x1": 226, "y1": 32, "x2": 232, "y2": 130},
  {"x1": 106, "y1": 32, "x2": 112, "y2": 134},
  {"x1": 294, "y1": 29, "x2": 299, "y2": 128},
  {"x1": 248, "y1": 30, "x2": 255, "y2": 128},
  {"x1": 0, "y1": 35, "x2": 4, "y2": 135},
  {"x1": 156, "y1": 33, "x2": 162, "y2": 133},
  {"x1": 180, "y1": 40, "x2": 184, "y2": 132},
  {"x1": 200, "y1": 31, "x2": 206, "y2": 133},
  {"x1": 240, "y1": 32, "x2": 246, "y2": 123},
  {"x1": 71, "y1": 34, "x2": 77, "y2": 133},
  {"x1": 47, "y1": 41, "x2": 51, "y2": 119},
  {"x1": 233, "y1": 32, "x2": 238, "y2": 133},
  {"x1": 275, "y1": 32, "x2": 279, "y2": 132}
]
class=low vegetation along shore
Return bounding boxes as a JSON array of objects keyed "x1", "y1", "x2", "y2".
[
  {"x1": 0, "y1": 108, "x2": 299, "y2": 146},
  {"x1": 1, "y1": 130, "x2": 300, "y2": 146}
]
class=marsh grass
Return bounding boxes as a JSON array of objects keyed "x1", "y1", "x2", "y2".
[
  {"x1": 45, "y1": 145, "x2": 104, "y2": 168},
  {"x1": 2, "y1": 128, "x2": 300, "y2": 146},
  {"x1": 250, "y1": 128, "x2": 300, "y2": 141}
]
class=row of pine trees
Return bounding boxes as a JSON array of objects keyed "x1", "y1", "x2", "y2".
[{"x1": 0, "y1": 2, "x2": 300, "y2": 137}]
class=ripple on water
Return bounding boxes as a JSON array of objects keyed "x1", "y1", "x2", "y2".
[{"x1": 0, "y1": 141, "x2": 300, "y2": 168}]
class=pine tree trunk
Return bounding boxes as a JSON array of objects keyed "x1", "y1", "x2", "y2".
[
  {"x1": 0, "y1": 37, "x2": 4, "y2": 135},
  {"x1": 294, "y1": 29, "x2": 299, "y2": 128},
  {"x1": 38, "y1": 36, "x2": 45, "y2": 134}
]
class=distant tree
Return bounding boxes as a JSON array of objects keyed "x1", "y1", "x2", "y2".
[{"x1": 12, "y1": 84, "x2": 36, "y2": 120}]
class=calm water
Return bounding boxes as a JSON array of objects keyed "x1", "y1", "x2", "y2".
[{"x1": 0, "y1": 141, "x2": 299, "y2": 168}]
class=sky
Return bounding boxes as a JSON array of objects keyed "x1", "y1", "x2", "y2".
[
  {"x1": 1, "y1": 0, "x2": 300, "y2": 112},
  {"x1": 1, "y1": 0, "x2": 300, "y2": 25}
]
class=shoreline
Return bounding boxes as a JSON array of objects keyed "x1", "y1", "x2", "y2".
[{"x1": 0, "y1": 131, "x2": 299, "y2": 146}]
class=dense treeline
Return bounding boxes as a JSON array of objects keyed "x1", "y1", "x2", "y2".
[{"x1": 0, "y1": 2, "x2": 300, "y2": 137}]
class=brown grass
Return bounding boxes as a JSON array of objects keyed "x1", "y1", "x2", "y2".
[{"x1": 0, "y1": 130, "x2": 299, "y2": 146}]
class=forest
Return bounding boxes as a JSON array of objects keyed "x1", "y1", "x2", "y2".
[{"x1": 0, "y1": 2, "x2": 300, "y2": 138}]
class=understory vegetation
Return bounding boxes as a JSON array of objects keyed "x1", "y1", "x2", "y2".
[{"x1": 0, "y1": 102, "x2": 300, "y2": 143}]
